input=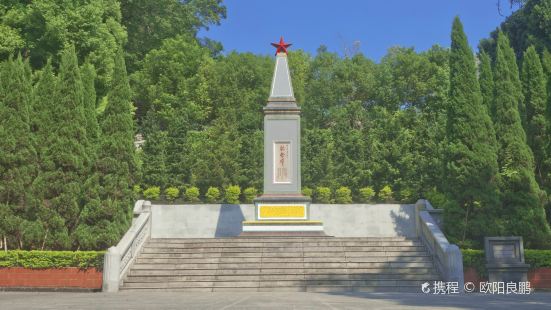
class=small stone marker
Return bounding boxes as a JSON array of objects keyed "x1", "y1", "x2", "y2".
[{"x1": 484, "y1": 237, "x2": 530, "y2": 283}]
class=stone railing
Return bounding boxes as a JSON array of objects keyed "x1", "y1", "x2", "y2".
[
  {"x1": 102, "y1": 200, "x2": 151, "y2": 292},
  {"x1": 415, "y1": 199, "x2": 464, "y2": 289}
]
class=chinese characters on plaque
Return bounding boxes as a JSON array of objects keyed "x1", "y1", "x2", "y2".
[{"x1": 274, "y1": 142, "x2": 290, "y2": 183}]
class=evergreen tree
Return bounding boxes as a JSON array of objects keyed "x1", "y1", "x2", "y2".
[
  {"x1": 81, "y1": 45, "x2": 136, "y2": 248},
  {"x1": 443, "y1": 17, "x2": 501, "y2": 247},
  {"x1": 34, "y1": 45, "x2": 88, "y2": 248},
  {"x1": 521, "y1": 46, "x2": 549, "y2": 189},
  {"x1": 502, "y1": 32, "x2": 526, "y2": 129},
  {"x1": 31, "y1": 61, "x2": 56, "y2": 162},
  {"x1": 494, "y1": 31, "x2": 551, "y2": 248},
  {"x1": 81, "y1": 61, "x2": 100, "y2": 156},
  {"x1": 74, "y1": 60, "x2": 105, "y2": 250},
  {"x1": 479, "y1": 51, "x2": 495, "y2": 119},
  {"x1": 0, "y1": 56, "x2": 38, "y2": 249},
  {"x1": 30, "y1": 60, "x2": 72, "y2": 250},
  {"x1": 141, "y1": 118, "x2": 170, "y2": 189},
  {"x1": 542, "y1": 49, "x2": 551, "y2": 195}
]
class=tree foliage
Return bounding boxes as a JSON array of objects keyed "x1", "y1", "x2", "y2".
[
  {"x1": 521, "y1": 46, "x2": 549, "y2": 189},
  {"x1": 1, "y1": 1, "x2": 550, "y2": 251},
  {"x1": 120, "y1": 0, "x2": 226, "y2": 71},
  {"x1": 494, "y1": 31, "x2": 551, "y2": 247},
  {"x1": 443, "y1": 18, "x2": 501, "y2": 247}
]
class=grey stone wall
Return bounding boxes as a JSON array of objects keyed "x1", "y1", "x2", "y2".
[{"x1": 150, "y1": 204, "x2": 416, "y2": 238}]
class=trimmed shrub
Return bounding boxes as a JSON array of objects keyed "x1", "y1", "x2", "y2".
[
  {"x1": 133, "y1": 185, "x2": 142, "y2": 197},
  {"x1": 462, "y1": 249, "x2": 551, "y2": 278},
  {"x1": 164, "y1": 187, "x2": 179, "y2": 201},
  {"x1": 315, "y1": 187, "x2": 332, "y2": 203},
  {"x1": 143, "y1": 186, "x2": 160, "y2": 200},
  {"x1": 399, "y1": 188, "x2": 414, "y2": 203},
  {"x1": 335, "y1": 186, "x2": 352, "y2": 203},
  {"x1": 378, "y1": 185, "x2": 393, "y2": 202},
  {"x1": 461, "y1": 249, "x2": 486, "y2": 277},
  {"x1": 302, "y1": 187, "x2": 313, "y2": 198},
  {"x1": 424, "y1": 187, "x2": 447, "y2": 209},
  {"x1": 225, "y1": 185, "x2": 241, "y2": 204},
  {"x1": 0, "y1": 251, "x2": 104, "y2": 270},
  {"x1": 525, "y1": 250, "x2": 551, "y2": 269},
  {"x1": 185, "y1": 186, "x2": 200, "y2": 202},
  {"x1": 359, "y1": 186, "x2": 376, "y2": 202},
  {"x1": 205, "y1": 187, "x2": 221, "y2": 203},
  {"x1": 243, "y1": 187, "x2": 258, "y2": 203}
]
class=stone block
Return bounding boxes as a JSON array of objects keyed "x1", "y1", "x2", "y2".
[{"x1": 484, "y1": 237, "x2": 530, "y2": 283}]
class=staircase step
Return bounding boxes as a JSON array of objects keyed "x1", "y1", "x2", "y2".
[
  {"x1": 135, "y1": 256, "x2": 431, "y2": 264},
  {"x1": 138, "y1": 251, "x2": 430, "y2": 259},
  {"x1": 152, "y1": 237, "x2": 414, "y2": 243},
  {"x1": 125, "y1": 273, "x2": 438, "y2": 282},
  {"x1": 141, "y1": 246, "x2": 425, "y2": 254},
  {"x1": 144, "y1": 241, "x2": 422, "y2": 248},
  {"x1": 122, "y1": 237, "x2": 440, "y2": 292},
  {"x1": 122, "y1": 279, "x2": 434, "y2": 290},
  {"x1": 128, "y1": 267, "x2": 437, "y2": 276}
]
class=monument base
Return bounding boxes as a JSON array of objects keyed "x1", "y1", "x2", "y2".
[
  {"x1": 243, "y1": 194, "x2": 326, "y2": 235},
  {"x1": 241, "y1": 220, "x2": 327, "y2": 236}
]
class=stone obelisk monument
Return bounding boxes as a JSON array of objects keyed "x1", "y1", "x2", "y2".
[{"x1": 242, "y1": 37, "x2": 324, "y2": 235}]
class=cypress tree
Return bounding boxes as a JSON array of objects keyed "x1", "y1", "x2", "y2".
[
  {"x1": 542, "y1": 49, "x2": 551, "y2": 194},
  {"x1": 35, "y1": 45, "x2": 88, "y2": 248},
  {"x1": 31, "y1": 61, "x2": 56, "y2": 162},
  {"x1": 30, "y1": 60, "x2": 69, "y2": 250},
  {"x1": 443, "y1": 17, "x2": 501, "y2": 247},
  {"x1": 142, "y1": 110, "x2": 169, "y2": 189},
  {"x1": 81, "y1": 61, "x2": 100, "y2": 155},
  {"x1": 87, "y1": 45, "x2": 136, "y2": 247},
  {"x1": 74, "y1": 60, "x2": 104, "y2": 250},
  {"x1": 502, "y1": 33, "x2": 526, "y2": 130},
  {"x1": 521, "y1": 46, "x2": 549, "y2": 188},
  {"x1": 0, "y1": 57, "x2": 37, "y2": 206},
  {"x1": 494, "y1": 31, "x2": 551, "y2": 248},
  {"x1": 99, "y1": 45, "x2": 136, "y2": 201},
  {"x1": 0, "y1": 57, "x2": 38, "y2": 249},
  {"x1": 479, "y1": 51, "x2": 495, "y2": 119}
]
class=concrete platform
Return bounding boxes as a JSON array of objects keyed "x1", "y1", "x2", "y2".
[
  {"x1": 1, "y1": 291, "x2": 549, "y2": 309},
  {"x1": 151, "y1": 204, "x2": 416, "y2": 238}
]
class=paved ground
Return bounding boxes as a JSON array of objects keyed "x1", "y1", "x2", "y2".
[{"x1": 1, "y1": 291, "x2": 551, "y2": 309}]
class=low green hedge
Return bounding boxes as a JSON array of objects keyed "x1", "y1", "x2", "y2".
[
  {"x1": 461, "y1": 249, "x2": 551, "y2": 277},
  {"x1": 0, "y1": 251, "x2": 104, "y2": 270},
  {"x1": 525, "y1": 250, "x2": 551, "y2": 269},
  {"x1": 461, "y1": 249, "x2": 486, "y2": 277}
]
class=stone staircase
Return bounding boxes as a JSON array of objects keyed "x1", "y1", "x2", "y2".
[{"x1": 121, "y1": 237, "x2": 440, "y2": 292}]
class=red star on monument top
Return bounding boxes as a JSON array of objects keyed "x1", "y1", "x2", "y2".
[{"x1": 271, "y1": 36, "x2": 292, "y2": 55}]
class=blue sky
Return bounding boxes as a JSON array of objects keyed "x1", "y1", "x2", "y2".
[{"x1": 199, "y1": 0, "x2": 518, "y2": 61}]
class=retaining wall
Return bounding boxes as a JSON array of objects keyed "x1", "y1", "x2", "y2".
[
  {"x1": 0, "y1": 267, "x2": 102, "y2": 290},
  {"x1": 464, "y1": 267, "x2": 551, "y2": 290},
  {"x1": 151, "y1": 203, "x2": 416, "y2": 238}
]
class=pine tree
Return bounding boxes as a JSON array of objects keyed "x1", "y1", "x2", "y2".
[
  {"x1": 0, "y1": 56, "x2": 38, "y2": 249},
  {"x1": 479, "y1": 51, "x2": 495, "y2": 119},
  {"x1": 521, "y1": 46, "x2": 549, "y2": 189},
  {"x1": 34, "y1": 45, "x2": 88, "y2": 248},
  {"x1": 81, "y1": 45, "x2": 136, "y2": 249},
  {"x1": 494, "y1": 31, "x2": 551, "y2": 248},
  {"x1": 443, "y1": 17, "x2": 501, "y2": 247}
]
